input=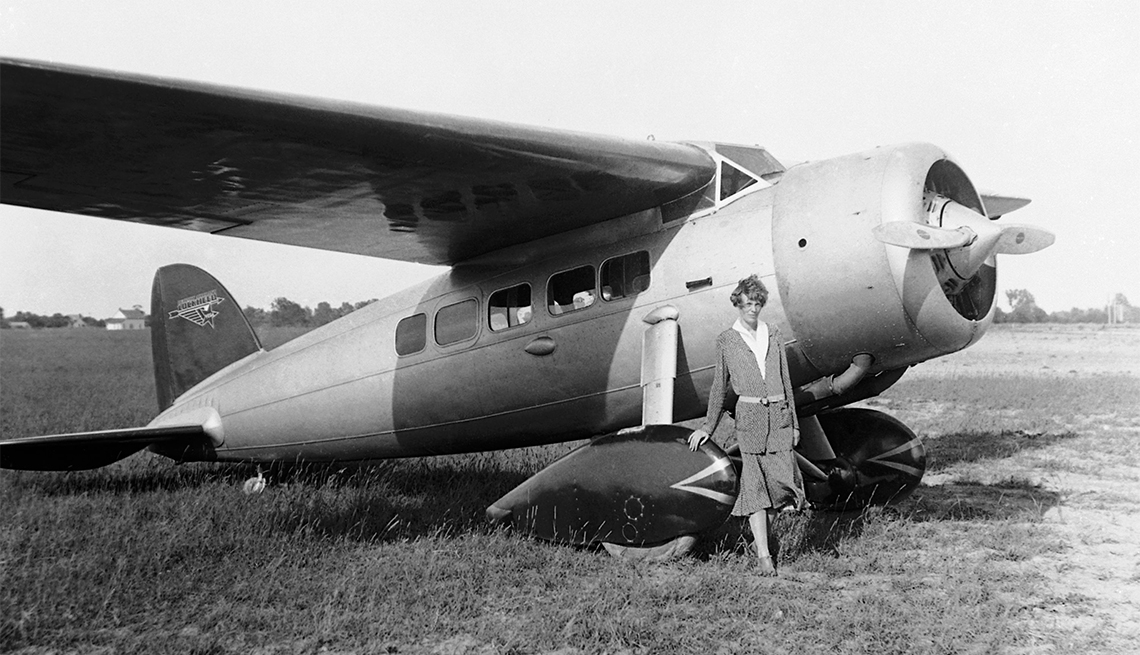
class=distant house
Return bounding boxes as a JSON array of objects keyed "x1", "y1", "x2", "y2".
[
  {"x1": 106, "y1": 306, "x2": 147, "y2": 330},
  {"x1": 8, "y1": 321, "x2": 32, "y2": 329},
  {"x1": 67, "y1": 314, "x2": 89, "y2": 328}
]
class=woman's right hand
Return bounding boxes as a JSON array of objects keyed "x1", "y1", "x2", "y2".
[{"x1": 687, "y1": 429, "x2": 710, "y2": 452}]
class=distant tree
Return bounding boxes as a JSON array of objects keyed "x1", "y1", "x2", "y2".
[
  {"x1": 270, "y1": 297, "x2": 311, "y2": 327},
  {"x1": 83, "y1": 316, "x2": 106, "y2": 328},
  {"x1": 243, "y1": 305, "x2": 269, "y2": 326},
  {"x1": 1005, "y1": 289, "x2": 1030, "y2": 308},
  {"x1": 1047, "y1": 307, "x2": 1077, "y2": 323},
  {"x1": 1088, "y1": 308, "x2": 1108, "y2": 323},
  {"x1": 241, "y1": 298, "x2": 375, "y2": 329},
  {"x1": 0, "y1": 306, "x2": 6, "y2": 329},
  {"x1": 354, "y1": 299, "x2": 377, "y2": 311},
  {"x1": 44, "y1": 313, "x2": 69, "y2": 328},
  {"x1": 1004, "y1": 289, "x2": 1048, "y2": 323},
  {"x1": 1048, "y1": 307, "x2": 1088, "y2": 323},
  {"x1": 313, "y1": 301, "x2": 338, "y2": 326}
]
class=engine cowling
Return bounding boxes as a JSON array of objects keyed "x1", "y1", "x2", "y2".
[{"x1": 772, "y1": 143, "x2": 1018, "y2": 376}]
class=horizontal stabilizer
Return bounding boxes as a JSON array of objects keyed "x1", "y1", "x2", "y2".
[
  {"x1": 872, "y1": 222, "x2": 972, "y2": 250},
  {"x1": 0, "y1": 424, "x2": 209, "y2": 471}
]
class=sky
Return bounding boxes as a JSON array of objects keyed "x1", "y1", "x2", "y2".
[{"x1": 1, "y1": 1, "x2": 1137, "y2": 318}]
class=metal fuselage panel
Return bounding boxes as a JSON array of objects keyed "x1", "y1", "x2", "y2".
[{"x1": 152, "y1": 190, "x2": 783, "y2": 462}]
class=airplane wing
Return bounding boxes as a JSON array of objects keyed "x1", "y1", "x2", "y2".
[{"x1": 1, "y1": 59, "x2": 716, "y2": 265}]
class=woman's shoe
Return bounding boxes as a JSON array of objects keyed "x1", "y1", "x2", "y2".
[{"x1": 756, "y1": 555, "x2": 777, "y2": 576}]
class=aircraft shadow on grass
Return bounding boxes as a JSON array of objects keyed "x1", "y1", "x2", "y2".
[
  {"x1": 691, "y1": 482, "x2": 1063, "y2": 562},
  {"x1": 692, "y1": 428, "x2": 1072, "y2": 560},
  {"x1": 924, "y1": 429, "x2": 1078, "y2": 471},
  {"x1": 261, "y1": 459, "x2": 536, "y2": 542},
  {"x1": 7, "y1": 454, "x2": 531, "y2": 541},
  {"x1": 7, "y1": 427, "x2": 1070, "y2": 549},
  {"x1": 898, "y1": 428, "x2": 1072, "y2": 523},
  {"x1": 258, "y1": 434, "x2": 1071, "y2": 548}
]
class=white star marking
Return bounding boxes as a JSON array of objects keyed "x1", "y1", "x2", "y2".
[
  {"x1": 669, "y1": 457, "x2": 736, "y2": 505},
  {"x1": 865, "y1": 437, "x2": 925, "y2": 478}
]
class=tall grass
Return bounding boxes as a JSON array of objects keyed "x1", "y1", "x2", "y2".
[
  {"x1": 1, "y1": 329, "x2": 155, "y2": 436},
  {"x1": 2, "y1": 327, "x2": 1135, "y2": 653}
]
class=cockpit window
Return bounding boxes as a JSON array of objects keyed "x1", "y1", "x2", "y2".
[
  {"x1": 719, "y1": 161, "x2": 758, "y2": 201},
  {"x1": 714, "y1": 144, "x2": 786, "y2": 180}
]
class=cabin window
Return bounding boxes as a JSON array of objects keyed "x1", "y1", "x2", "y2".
[
  {"x1": 600, "y1": 251, "x2": 651, "y2": 301},
  {"x1": 435, "y1": 299, "x2": 478, "y2": 345},
  {"x1": 489, "y1": 284, "x2": 532, "y2": 331},
  {"x1": 547, "y1": 265, "x2": 595, "y2": 315},
  {"x1": 395, "y1": 313, "x2": 426, "y2": 355}
]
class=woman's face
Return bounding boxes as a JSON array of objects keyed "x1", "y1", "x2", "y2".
[{"x1": 736, "y1": 296, "x2": 763, "y2": 329}]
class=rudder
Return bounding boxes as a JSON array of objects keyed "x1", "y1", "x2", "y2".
[{"x1": 151, "y1": 264, "x2": 262, "y2": 410}]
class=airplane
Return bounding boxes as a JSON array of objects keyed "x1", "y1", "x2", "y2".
[{"x1": 0, "y1": 58, "x2": 1053, "y2": 556}]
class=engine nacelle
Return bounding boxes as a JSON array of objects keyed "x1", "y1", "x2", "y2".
[{"x1": 773, "y1": 143, "x2": 995, "y2": 375}]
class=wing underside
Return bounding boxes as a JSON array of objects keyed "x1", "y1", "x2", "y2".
[{"x1": 1, "y1": 59, "x2": 716, "y2": 265}]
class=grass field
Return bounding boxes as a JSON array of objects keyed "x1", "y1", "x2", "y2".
[{"x1": 2, "y1": 324, "x2": 1138, "y2": 654}]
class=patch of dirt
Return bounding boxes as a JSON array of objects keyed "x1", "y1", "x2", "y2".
[
  {"x1": 924, "y1": 435, "x2": 1140, "y2": 653},
  {"x1": 1035, "y1": 466, "x2": 1140, "y2": 652},
  {"x1": 902, "y1": 326, "x2": 1140, "y2": 652}
]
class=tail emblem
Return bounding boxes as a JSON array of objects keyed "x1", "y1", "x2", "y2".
[{"x1": 168, "y1": 289, "x2": 226, "y2": 328}]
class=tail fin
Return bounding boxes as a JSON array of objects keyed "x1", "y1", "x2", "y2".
[{"x1": 151, "y1": 264, "x2": 262, "y2": 410}]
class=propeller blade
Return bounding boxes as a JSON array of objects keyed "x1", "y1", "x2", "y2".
[
  {"x1": 872, "y1": 221, "x2": 972, "y2": 250},
  {"x1": 994, "y1": 224, "x2": 1055, "y2": 254},
  {"x1": 980, "y1": 193, "x2": 1032, "y2": 218}
]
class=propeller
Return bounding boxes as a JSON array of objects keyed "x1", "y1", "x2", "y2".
[{"x1": 873, "y1": 193, "x2": 1054, "y2": 289}]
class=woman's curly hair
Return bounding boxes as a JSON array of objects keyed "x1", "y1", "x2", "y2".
[{"x1": 730, "y1": 274, "x2": 768, "y2": 308}]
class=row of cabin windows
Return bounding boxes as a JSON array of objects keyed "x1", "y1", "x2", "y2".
[{"x1": 394, "y1": 251, "x2": 650, "y2": 356}]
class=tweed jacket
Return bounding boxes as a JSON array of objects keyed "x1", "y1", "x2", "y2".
[{"x1": 701, "y1": 323, "x2": 799, "y2": 454}]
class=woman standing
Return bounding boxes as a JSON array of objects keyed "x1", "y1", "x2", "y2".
[{"x1": 688, "y1": 275, "x2": 804, "y2": 575}]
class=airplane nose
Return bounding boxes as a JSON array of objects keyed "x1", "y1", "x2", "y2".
[{"x1": 772, "y1": 142, "x2": 1056, "y2": 373}]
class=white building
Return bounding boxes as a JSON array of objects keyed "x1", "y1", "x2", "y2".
[{"x1": 106, "y1": 306, "x2": 146, "y2": 330}]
